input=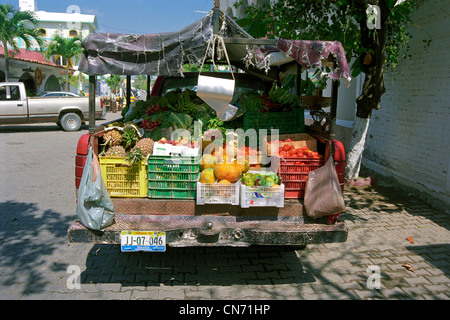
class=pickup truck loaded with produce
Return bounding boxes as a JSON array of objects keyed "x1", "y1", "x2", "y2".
[
  {"x1": 0, "y1": 82, "x2": 105, "y2": 131},
  {"x1": 68, "y1": 8, "x2": 351, "y2": 251}
]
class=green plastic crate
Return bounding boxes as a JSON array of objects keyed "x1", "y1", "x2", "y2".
[
  {"x1": 147, "y1": 155, "x2": 200, "y2": 199},
  {"x1": 243, "y1": 108, "x2": 305, "y2": 134}
]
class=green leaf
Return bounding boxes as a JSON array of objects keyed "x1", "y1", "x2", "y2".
[
  {"x1": 167, "y1": 112, "x2": 193, "y2": 130},
  {"x1": 386, "y1": 0, "x2": 395, "y2": 10},
  {"x1": 351, "y1": 58, "x2": 362, "y2": 78}
]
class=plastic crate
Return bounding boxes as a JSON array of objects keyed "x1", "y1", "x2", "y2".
[
  {"x1": 99, "y1": 157, "x2": 147, "y2": 198},
  {"x1": 240, "y1": 183, "x2": 285, "y2": 208},
  {"x1": 278, "y1": 157, "x2": 324, "y2": 199},
  {"x1": 196, "y1": 182, "x2": 240, "y2": 205},
  {"x1": 147, "y1": 155, "x2": 200, "y2": 199},
  {"x1": 243, "y1": 108, "x2": 305, "y2": 134}
]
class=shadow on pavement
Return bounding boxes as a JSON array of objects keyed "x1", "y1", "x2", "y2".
[
  {"x1": 80, "y1": 245, "x2": 314, "y2": 285},
  {"x1": 342, "y1": 180, "x2": 449, "y2": 232},
  {"x1": 406, "y1": 244, "x2": 450, "y2": 276},
  {"x1": 80, "y1": 244, "x2": 363, "y2": 299},
  {"x1": 0, "y1": 201, "x2": 74, "y2": 296}
]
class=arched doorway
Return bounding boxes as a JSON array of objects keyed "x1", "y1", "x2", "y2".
[
  {"x1": 44, "y1": 74, "x2": 61, "y2": 91},
  {"x1": 19, "y1": 72, "x2": 37, "y2": 95}
]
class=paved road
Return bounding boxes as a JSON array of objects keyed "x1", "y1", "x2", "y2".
[{"x1": 0, "y1": 112, "x2": 449, "y2": 301}]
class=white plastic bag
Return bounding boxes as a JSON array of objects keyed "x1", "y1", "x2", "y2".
[
  {"x1": 304, "y1": 156, "x2": 345, "y2": 218},
  {"x1": 76, "y1": 147, "x2": 115, "y2": 231},
  {"x1": 197, "y1": 36, "x2": 238, "y2": 121}
]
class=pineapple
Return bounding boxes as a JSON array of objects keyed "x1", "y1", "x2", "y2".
[
  {"x1": 122, "y1": 127, "x2": 139, "y2": 150},
  {"x1": 126, "y1": 147, "x2": 144, "y2": 165},
  {"x1": 105, "y1": 145, "x2": 126, "y2": 157},
  {"x1": 131, "y1": 138, "x2": 155, "y2": 157},
  {"x1": 103, "y1": 128, "x2": 123, "y2": 146}
]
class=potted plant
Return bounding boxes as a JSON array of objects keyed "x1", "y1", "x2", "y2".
[{"x1": 300, "y1": 70, "x2": 332, "y2": 110}]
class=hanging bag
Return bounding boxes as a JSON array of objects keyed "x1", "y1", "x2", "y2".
[
  {"x1": 197, "y1": 35, "x2": 238, "y2": 121},
  {"x1": 304, "y1": 156, "x2": 346, "y2": 218},
  {"x1": 76, "y1": 147, "x2": 115, "y2": 231}
]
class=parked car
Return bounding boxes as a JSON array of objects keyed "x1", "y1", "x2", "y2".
[
  {"x1": 0, "y1": 82, "x2": 104, "y2": 131},
  {"x1": 40, "y1": 91, "x2": 80, "y2": 97}
]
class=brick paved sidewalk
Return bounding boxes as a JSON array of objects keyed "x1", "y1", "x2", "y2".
[
  {"x1": 0, "y1": 120, "x2": 448, "y2": 301},
  {"x1": 67, "y1": 180, "x2": 449, "y2": 300},
  {"x1": 303, "y1": 179, "x2": 450, "y2": 300}
]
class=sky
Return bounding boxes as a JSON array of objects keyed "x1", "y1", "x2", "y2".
[{"x1": 3, "y1": 0, "x2": 215, "y2": 34}]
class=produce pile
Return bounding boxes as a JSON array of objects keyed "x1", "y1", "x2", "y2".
[
  {"x1": 120, "y1": 89, "x2": 238, "y2": 143},
  {"x1": 241, "y1": 172, "x2": 280, "y2": 188},
  {"x1": 242, "y1": 82, "x2": 301, "y2": 114},
  {"x1": 99, "y1": 83, "x2": 319, "y2": 205},
  {"x1": 119, "y1": 82, "x2": 302, "y2": 142},
  {"x1": 278, "y1": 143, "x2": 321, "y2": 159},
  {"x1": 199, "y1": 152, "x2": 250, "y2": 185},
  {"x1": 100, "y1": 123, "x2": 154, "y2": 165}
]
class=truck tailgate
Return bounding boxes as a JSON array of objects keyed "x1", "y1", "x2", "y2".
[{"x1": 68, "y1": 199, "x2": 347, "y2": 247}]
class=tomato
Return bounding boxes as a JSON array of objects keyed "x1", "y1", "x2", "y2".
[
  {"x1": 312, "y1": 152, "x2": 320, "y2": 158},
  {"x1": 307, "y1": 151, "x2": 314, "y2": 158},
  {"x1": 283, "y1": 144, "x2": 290, "y2": 151},
  {"x1": 280, "y1": 150, "x2": 288, "y2": 157}
]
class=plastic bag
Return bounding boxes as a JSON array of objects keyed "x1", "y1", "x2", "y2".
[
  {"x1": 304, "y1": 156, "x2": 345, "y2": 218},
  {"x1": 76, "y1": 147, "x2": 115, "y2": 231},
  {"x1": 197, "y1": 36, "x2": 238, "y2": 121}
]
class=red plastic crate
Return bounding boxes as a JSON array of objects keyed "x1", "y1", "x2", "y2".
[{"x1": 278, "y1": 157, "x2": 324, "y2": 199}]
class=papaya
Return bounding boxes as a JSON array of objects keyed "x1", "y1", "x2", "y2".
[
  {"x1": 234, "y1": 159, "x2": 250, "y2": 173},
  {"x1": 216, "y1": 179, "x2": 232, "y2": 197},
  {"x1": 199, "y1": 167, "x2": 216, "y2": 184},
  {"x1": 200, "y1": 154, "x2": 218, "y2": 171},
  {"x1": 214, "y1": 163, "x2": 242, "y2": 183}
]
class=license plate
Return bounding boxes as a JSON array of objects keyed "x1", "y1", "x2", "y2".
[{"x1": 120, "y1": 231, "x2": 166, "y2": 252}]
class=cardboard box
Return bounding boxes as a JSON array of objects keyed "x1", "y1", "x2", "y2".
[{"x1": 263, "y1": 133, "x2": 317, "y2": 155}]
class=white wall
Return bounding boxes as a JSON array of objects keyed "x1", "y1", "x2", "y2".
[{"x1": 362, "y1": 0, "x2": 450, "y2": 211}]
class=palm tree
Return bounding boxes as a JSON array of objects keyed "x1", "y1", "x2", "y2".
[
  {"x1": 45, "y1": 34, "x2": 83, "y2": 91},
  {"x1": 0, "y1": 4, "x2": 43, "y2": 82}
]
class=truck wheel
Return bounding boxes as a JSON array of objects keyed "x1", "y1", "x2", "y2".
[{"x1": 60, "y1": 113, "x2": 82, "y2": 131}]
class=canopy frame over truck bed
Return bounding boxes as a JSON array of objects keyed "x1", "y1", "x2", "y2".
[{"x1": 69, "y1": 3, "x2": 350, "y2": 247}]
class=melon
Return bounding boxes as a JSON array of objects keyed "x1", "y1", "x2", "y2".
[{"x1": 214, "y1": 163, "x2": 242, "y2": 183}]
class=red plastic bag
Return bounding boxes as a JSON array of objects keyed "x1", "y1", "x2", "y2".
[{"x1": 304, "y1": 156, "x2": 345, "y2": 218}]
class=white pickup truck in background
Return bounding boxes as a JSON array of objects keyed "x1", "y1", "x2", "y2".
[{"x1": 0, "y1": 82, "x2": 105, "y2": 131}]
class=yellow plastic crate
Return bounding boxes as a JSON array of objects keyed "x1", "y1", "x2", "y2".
[{"x1": 99, "y1": 156, "x2": 147, "y2": 197}]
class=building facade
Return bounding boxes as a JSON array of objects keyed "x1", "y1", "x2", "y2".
[
  {"x1": 362, "y1": 0, "x2": 450, "y2": 211},
  {"x1": 0, "y1": 45, "x2": 66, "y2": 93},
  {"x1": 0, "y1": 0, "x2": 98, "y2": 94}
]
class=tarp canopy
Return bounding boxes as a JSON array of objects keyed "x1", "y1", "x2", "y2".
[{"x1": 78, "y1": 10, "x2": 350, "y2": 81}]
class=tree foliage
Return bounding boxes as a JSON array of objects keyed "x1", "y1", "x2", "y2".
[
  {"x1": 0, "y1": 4, "x2": 43, "y2": 81},
  {"x1": 44, "y1": 34, "x2": 83, "y2": 91},
  {"x1": 235, "y1": 0, "x2": 418, "y2": 118},
  {"x1": 105, "y1": 74, "x2": 122, "y2": 94}
]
